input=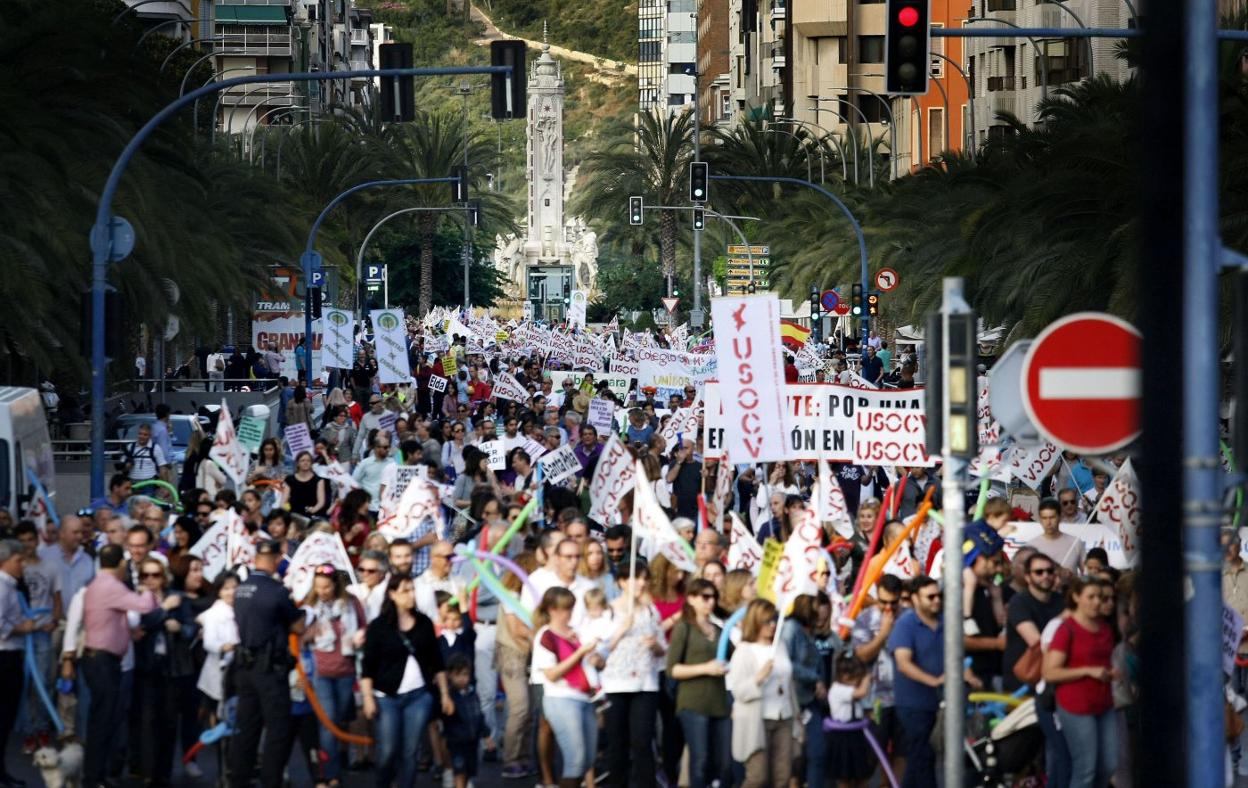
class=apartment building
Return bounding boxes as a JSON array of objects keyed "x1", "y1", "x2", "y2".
[
  {"x1": 638, "y1": 0, "x2": 699, "y2": 114},
  {"x1": 733, "y1": 0, "x2": 787, "y2": 115},
  {"x1": 699, "y1": 0, "x2": 733, "y2": 124},
  {"x1": 963, "y1": 0, "x2": 1133, "y2": 145},
  {"x1": 122, "y1": 0, "x2": 195, "y2": 41}
]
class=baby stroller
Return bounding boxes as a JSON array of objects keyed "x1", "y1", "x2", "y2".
[{"x1": 964, "y1": 697, "x2": 1045, "y2": 787}]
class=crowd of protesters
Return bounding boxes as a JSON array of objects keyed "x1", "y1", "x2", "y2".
[{"x1": 0, "y1": 321, "x2": 1185, "y2": 788}]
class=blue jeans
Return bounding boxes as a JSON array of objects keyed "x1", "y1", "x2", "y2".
[
  {"x1": 677, "y1": 709, "x2": 731, "y2": 788},
  {"x1": 314, "y1": 674, "x2": 356, "y2": 781},
  {"x1": 1036, "y1": 699, "x2": 1072, "y2": 788},
  {"x1": 802, "y1": 701, "x2": 828, "y2": 788},
  {"x1": 20, "y1": 631, "x2": 53, "y2": 734},
  {"x1": 895, "y1": 706, "x2": 938, "y2": 788},
  {"x1": 375, "y1": 688, "x2": 434, "y2": 788},
  {"x1": 1057, "y1": 707, "x2": 1117, "y2": 788},
  {"x1": 542, "y1": 694, "x2": 597, "y2": 779}
]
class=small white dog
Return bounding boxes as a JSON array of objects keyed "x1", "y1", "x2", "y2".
[{"x1": 33, "y1": 742, "x2": 83, "y2": 788}]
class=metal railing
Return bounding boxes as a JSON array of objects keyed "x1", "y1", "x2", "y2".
[
  {"x1": 53, "y1": 439, "x2": 129, "y2": 463},
  {"x1": 216, "y1": 27, "x2": 294, "y2": 56},
  {"x1": 988, "y1": 75, "x2": 1020, "y2": 91}
]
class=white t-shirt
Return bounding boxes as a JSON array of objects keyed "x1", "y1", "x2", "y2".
[
  {"x1": 531, "y1": 625, "x2": 593, "y2": 702},
  {"x1": 521, "y1": 568, "x2": 595, "y2": 629},
  {"x1": 588, "y1": 605, "x2": 664, "y2": 694},
  {"x1": 396, "y1": 655, "x2": 426, "y2": 694},
  {"x1": 1028, "y1": 532, "x2": 1085, "y2": 571},
  {"x1": 829, "y1": 681, "x2": 863, "y2": 722}
]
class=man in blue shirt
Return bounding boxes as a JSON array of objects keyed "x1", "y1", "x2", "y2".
[{"x1": 887, "y1": 575, "x2": 981, "y2": 788}]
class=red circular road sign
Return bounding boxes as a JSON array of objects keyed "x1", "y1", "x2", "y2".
[
  {"x1": 1020, "y1": 312, "x2": 1141, "y2": 454},
  {"x1": 875, "y1": 268, "x2": 899, "y2": 292},
  {"x1": 833, "y1": 302, "x2": 851, "y2": 316}
]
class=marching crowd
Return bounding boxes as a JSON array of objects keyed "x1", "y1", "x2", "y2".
[{"x1": 0, "y1": 318, "x2": 1221, "y2": 788}]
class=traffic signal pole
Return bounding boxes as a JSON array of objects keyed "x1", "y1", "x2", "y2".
[{"x1": 86, "y1": 64, "x2": 513, "y2": 501}]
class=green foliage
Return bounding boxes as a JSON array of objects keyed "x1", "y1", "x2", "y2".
[
  {"x1": 378, "y1": 225, "x2": 508, "y2": 309},
  {"x1": 481, "y1": 0, "x2": 638, "y2": 62}
]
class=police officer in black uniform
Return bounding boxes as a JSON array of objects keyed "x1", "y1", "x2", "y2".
[{"x1": 228, "y1": 541, "x2": 306, "y2": 787}]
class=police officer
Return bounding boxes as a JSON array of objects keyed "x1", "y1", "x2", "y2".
[{"x1": 228, "y1": 541, "x2": 306, "y2": 787}]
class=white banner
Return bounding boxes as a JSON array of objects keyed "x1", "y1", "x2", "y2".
[
  {"x1": 1007, "y1": 441, "x2": 1062, "y2": 490},
  {"x1": 492, "y1": 372, "x2": 530, "y2": 404},
  {"x1": 727, "y1": 511, "x2": 763, "y2": 573},
  {"x1": 209, "y1": 401, "x2": 248, "y2": 485},
  {"x1": 568, "y1": 290, "x2": 587, "y2": 329},
  {"x1": 284, "y1": 531, "x2": 355, "y2": 601},
  {"x1": 588, "y1": 434, "x2": 636, "y2": 525},
  {"x1": 587, "y1": 398, "x2": 616, "y2": 435},
  {"x1": 711, "y1": 295, "x2": 790, "y2": 463},
  {"x1": 703, "y1": 383, "x2": 926, "y2": 462},
  {"x1": 635, "y1": 347, "x2": 717, "y2": 390},
  {"x1": 1093, "y1": 459, "x2": 1140, "y2": 567},
  {"x1": 377, "y1": 477, "x2": 444, "y2": 542},
  {"x1": 371, "y1": 309, "x2": 411, "y2": 384},
  {"x1": 658, "y1": 404, "x2": 702, "y2": 446},
  {"x1": 609, "y1": 357, "x2": 640, "y2": 379},
  {"x1": 850, "y1": 407, "x2": 935, "y2": 467},
  {"x1": 538, "y1": 443, "x2": 582, "y2": 484},
  {"x1": 428, "y1": 374, "x2": 448, "y2": 393},
  {"x1": 481, "y1": 440, "x2": 506, "y2": 470},
  {"x1": 633, "y1": 459, "x2": 697, "y2": 572},
  {"x1": 549, "y1": 372, "x2": 631, "y2": 401},
  {"x1": 771, "y1": 508, "x2": 824, "y2": 610},
  {"x1": 322, "y1": 309, "x2": 355, "y2": 370},
  {"x1": 521, "y1": 437, "x2": 548, "y2": 461},
  {"x1": 816, "y1": 461, "x2": 855, "y2": 538},
  {"x1": 190, "y1": 509, "x2": 252, "y2": 582},
  {"x1": 314, "y1": 461, "x2": 359, "y2": 498}
]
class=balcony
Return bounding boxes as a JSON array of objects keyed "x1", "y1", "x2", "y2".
[
  {"x1": 350, "y1": 28, "x2": 369, "y2": 45},
  {"x1": 988, "y1": 92, "x2": 1018, "y2": 117},
  {"x1": 985, "y1": 0, "x2": 1015, "y2": 9},
  {"x1": 221, "y1": 81, "x2": 297, "y2": 105},
  {"x1": 987, "y1": 75, "x2": 1021, "y2": 91},
  {"x1": 215, "y1": 26, "x2": 294, "y2": 56}
]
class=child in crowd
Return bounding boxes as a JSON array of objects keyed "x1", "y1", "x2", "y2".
[
  {"x1": 442, "y1": 655, "x2": 488, "y2": 788},
  {"x1": 827, "y1": 656, "x2": 874, "y2": 788}
]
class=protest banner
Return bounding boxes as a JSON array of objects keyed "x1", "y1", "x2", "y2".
[
  {"x1": 549, "y1": 372, "x2": 631, "y2": 400},
  {"x1": 609, "y1": 357, "x2": 640, "y2": 379},
  {"x1": 703, "y1": 382, "x2": 926, "y2": 462},
  {"x1": 1007, "y1": 440, "x2": 1062, "y2": 490},
  {"x1": 632, "y1": 459, "x2": 697, "y2": 572},
  {"x1": 635, "y1": 347, "x2": 717, "y2": 390},
  {"x1": 711, "y1": 295, "x2": 791, "y2": 463},
  {"x1": 756, "y1": 539, "x2": 784, "y2": 601},
  {"x1": 236, "y1": 415, "x2": 266, "y2": 455},
  {"x1": 727, "y1": 512, "x2": 764, "y2": 573},
  {"x1": 481, "y1": 440, "x2": 505, "y2": 470},
  {"x1": 428, "y1": 375, "x2": 448, "y2": 393},
  {"x1": 188, "y1": 509, "x2": 247, "y2": 582},
  {"x1": 587, "y1": 398, "x2": 616, "y2": 435},
  {"x1": 850, "y1": 407, "x2": 934, "y2": 467},
  {"x1": 588, "y1": 434, "x2": 636, "y2": 525},
  {"x1": 378, "y1": 477, "x2": 444, "y2": 541},
  {"x1": 322, "y1": 309, "x2": 356, "y2": 370},
  {"x1": 998, "y1": 520, "x2": 1132, "y2": 568},
  {"x1": 385, "y1": 465, "x2": 426, "y2": 506},
  {"x1": 209, "y1": 401, "x2": 248, "y2": 485},
  {"x1": 314, "y1": 461, "x2": 359, "y2": 498},
  {"x1": 371, "y1": 309, "x2": 411, "y2": 384},
  {"x1": 658, "y1": 405, "x2": 701, "y2": 446},
  {"x1": 284, "y1": 531, "x2": 355, "y2": 601},
  {"x1": 538, "y1": 444, "x2": 581, "y2": 484},
  {"x1": 285, "y1": 423, "x2": 314, "y2": 457},
  {"x1": 771, "y1": 509, "x2": 825, "y2": 611},
  {"x1": 1223, "y1": 603, "x2": 1245, "y2": 675},
  {"x1": 817, "y1": 461, "x2": 855, "y2": 538},
  {"x1": 522, "y1": 437, "x2": 548, "y2": 461},
  {"x1": 441, "y1": 353, "x2": 458, "y2": 379},
  {"x1": 1094, "y1": 459, "x2": 1140, "y2": 566},
  {"x1": 492, "y1": 372, "x2": 530, "y2": 404}
]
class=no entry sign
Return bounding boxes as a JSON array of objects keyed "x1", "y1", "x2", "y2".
[{"x1": 1020, "y1": 312, "x2": 1141, "y2": 454}]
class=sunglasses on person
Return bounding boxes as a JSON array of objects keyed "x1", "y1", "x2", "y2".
[
  {"x1": 1060, "y1": 499, "x2": 1078, "y2": 506},
  {"x1": 140, "y1": 571, "x2": 164, "y2": 579},
  {"x1": 697, "y1": 593, "x2": 717, "y2": 601},
  {"x1": 432, "y1": 552, "x2": 453, "y2": 560},
  {"x1": 878, "y1": 598, "x2": 900, "y2": 608},
  {"x1": 370, "y1": 399, "x2": 382, "y2": 405},
  {"x1": 1031, "y1": 567, "x2": 1055, "y2": 576},
  {"x1": 359, "y1": 566, "x2": 382, "y2": 575}
]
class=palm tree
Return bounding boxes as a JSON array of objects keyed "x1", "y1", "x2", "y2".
[{"x1": 573, "y1": 109, "x2": 695, "y2": 293}]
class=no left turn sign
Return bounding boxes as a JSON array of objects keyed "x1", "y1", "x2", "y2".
[{"x1": 875, "y1": 268, "x2": 899, "y2": 292}]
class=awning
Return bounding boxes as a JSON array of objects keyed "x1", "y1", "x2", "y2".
[{"x1": 215, "y1": 5, "x2": 288, "y2": 24}]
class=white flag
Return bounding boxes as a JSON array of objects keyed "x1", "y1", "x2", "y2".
[
  {"x1": 377, "y1": 477, "x2": 444, "y2": 542},
  {"x1": 710, "y1": 295, "x2": 790, "y2": 462},
  {"x1": 710, "y1": 453, "x2": 734, "y2": 524},
  {"x1": 209, "y1": 401, "x2": 248, "y2": 486},
  {"x1": 189, "y1": 509, "x2": 249, "y2": 582},
  {"x1": 816, "y1": 461, "x2": 855, "y2": 539},
  {"x1": 632, "y1": 459, "x2": 697, "y2": 572},
  {"x1": 771, "y1": 508, "x2": 824, "y2": 610},
  {"x1": 1094, "y1": 458, "x2": 1140, "y2": 567},
  {"x1": 726, "y1": 511, "x2": 764, "y2": 574},
  {"x1": 284, "y1": 531, "x2": 355, "y2": 601},
  {"x1": 588, "y1": 434, "x2": 636, "y2": 526},
  {"x1": 492, "y1": 372, "x2": 530, "y2": 404},
  {"x1": 314, "y1": 461, "x2": 360, "y2": 499}
]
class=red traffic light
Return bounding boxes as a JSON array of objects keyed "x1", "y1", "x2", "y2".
[{"x1": 898, "y1": 6, "x2": 919, "y2": 26}]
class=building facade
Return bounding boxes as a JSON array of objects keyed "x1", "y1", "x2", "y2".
[{"x1": 638, "y1": 0, "x2": 698, "y2": 113}]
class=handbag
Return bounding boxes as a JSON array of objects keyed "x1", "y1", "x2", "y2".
[{"x1": 1013, "y1": 643, "x2": 1044, "y2": 686}]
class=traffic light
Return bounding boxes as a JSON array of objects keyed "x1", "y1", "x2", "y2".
[
  {"x1": 490, "y1": 40, "x2": 528, "y2": 120},
  {"x1": 563, "y1": 279, "x2": 571, "y2": 306},
  {"x1": 310, "y1": 286, "x2": 323, "y2": 320},
  {"x1": 379, "y1": 43, "x2": 414, "y2": 122},
  {"x1": 809, "y1": 287, "x2": 822, "y2": 342},
  {"x1": 885, "y1": 0, "x2": 931, "y2": 96},
  {"x1": 747, "y1": 281, "x2": 757, "y2": 294},
  {"x1": 451, "y1": 166, "x2": 469, "y2": 203},
  {"x1": 629, "y1": 196, "x2": 644, "y2": 225},
  {"x1": 924, "y1": 309, "x2": 978, "y2": 459},
  {"x1": 689, "y1": 162, "x2": 708, "y2": 203},
  {"x1": 867, "y1": 292, "x2": 880, "y2": 317},
  {"x1": 468, "y1": 199, "x2": 481, "y2": 227},
  {"x1": 692, "y1": 208, "x2": 705, "y2": 230},
  {"x1": 851, "y1": 283, "x2": 864, "y2": 317}
]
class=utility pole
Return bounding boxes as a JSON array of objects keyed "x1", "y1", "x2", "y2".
[
  {"x1": 692, "y1": 67, "x2": 704, "y2": 329},
  {"x1": 461, "y1": 81, "x2": 472, "y2": 308}
]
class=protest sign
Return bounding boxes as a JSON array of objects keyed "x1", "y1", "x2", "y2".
[
  {"x1": 998, "y1": 520, "x2": 1132, "y2": 568},
  {"x1": 1007, "y1": 440, "x2": 1062, "y2": 490},
  {"x1": 711, "y1": 295, "x2": 791, "y2": 463},
  {"x1": 1094, "y1": 459, "x2": 1140, "y2": 566},
  {"x1": 236, "y1": 415, "x2": 266, "y2": 455},
  {"x1": 633, "y1": 460, "x2": 697, "y2": 572},
  {"x1": 588, "y1": 434, "x2": 636, "y2": 525},
  {"x1": 549, "y1": 372, "x2": 631, "y2": 401},
  {"x1": 371, "y1": 309, "x2": 411, "y2": 384},
  {"x1": 727, "y1": 512, "x2": 764, "y2": 573},
  {"x1": 285, "y1": 423, "x2": 314, "y2": 457},
  {"x1": 191, "y1": 509, "x2": 253, "y2": 582},
  {"x1": 522, "y1": 437, "x2": 548, "y2": 461},
  {"x1": 441, "y1": 354, "x2": 458, "y2": 379},
  {"x1": 492, "y1": 372, "x2": 530, "y2": 404},
  {"x1": 209, "y1": 401, "x2": 248, "y2": 485},
  {"x1": 817, "y1": 461, "x2": 855, "y2": 538},
  {"x1": 771, "y1": 509, "x2": 824, "y2": 610},
  {"x1": 851, "y1": 407, "x2": 934, "y2": 467},
  {"x1": 756, "y1": 539, "x2": 784, "y2": 601},
  {"x1": 635, "y1": 347, "x2": 717, "y2": 390},
  {"x1": 428, "y1": 375, "x2": 448, "y2": 393},
  {"x1": 314, "y1": 461, "x2": 359, "y2": 498},
  {"x1": 481, "y1": 440, "x2": 506, "y2": 471},
  {"x1": 609, "y1": 357, "x2": 640, "y2": 379},
  {"x1": 703, "y1": 383, "x2": 926, "y2": 462},
  {"x1": 538, "y1": 444, "x2": 581, "y2": 484},
  {"x1": 587, "y1": 398, "x2": 615, "y2": 435},
  {"x1": 658, "y1": 405, "x2": 701, "y2": 446},
  {"x1": 1224, "y1": 602, "x2": 1245, "y2": 675},
  {"x1": 386, "y1": 465, "x2": 426, "y2": 506},
  {"x1": 322, "y1": 309, "x2": 356, "y2": 370},
  {"x1": 284, "y1": 531, "x2": 355, "y2": 601},
  {"x1": 377, "y1": 477, "x2": 443, "y2": 542}
]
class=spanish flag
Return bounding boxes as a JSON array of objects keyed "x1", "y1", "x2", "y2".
[{"x1": 779, "y1": 319, "x2": 811, "y2": 351}]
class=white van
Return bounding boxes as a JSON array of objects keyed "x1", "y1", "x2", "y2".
[{"x1": 0, "y1": 387, "x2": 55, "y2": 518}]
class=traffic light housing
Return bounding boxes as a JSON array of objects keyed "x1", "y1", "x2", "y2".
[
  {"x1": 490, "y1": 40, "x2": 528, "y2": 119},
  {"x1": 692, "y1": 208, "x2": 705, "y2": 230},
  {"x1": 851, "y1": 283, "x2": 864, "y2": 317},
  {"x1": 468, "y1": 199, "x2": 481, "y2": 227},
  {"x1": 451, "y1": 166, "x2": 469, "y2": 203},
  {"x1": 885, "y1": 0, "x2": 931, "y2": 96},
  {"x1": 310, "y1": 286, "x2": 323, "y2": 320},
  {"x1": 925, "y1": 309, "x2": 978, "y2": 459},
  {"x1": 867, "y1": 292, "x2": 880, "y2": 317},
  {"x1": 689, "y1": 162, "x2": 708, "y2": 203},
  {"x1": 629, "y1": 196, "x2": 644, "y2": 225},
  {"x1": 378, "y1": 43, "x2": 414, "y2": 122},
  {"x1": 809, "y1": 287, "x2": 822, "y2": 342},
  {"x1": 747, "y1": 281, "x2": 757, "y2": 294}
]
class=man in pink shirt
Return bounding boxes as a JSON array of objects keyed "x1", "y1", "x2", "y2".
[{"x1": 79, "y1": 543, "x2": 177, "y2": 787}]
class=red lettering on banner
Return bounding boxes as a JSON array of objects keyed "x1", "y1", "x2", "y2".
[{"x1": 732, "y1": 303, "x2": 747, "y2": 330}]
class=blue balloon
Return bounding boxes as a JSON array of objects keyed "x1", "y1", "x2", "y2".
[{"x1": 717, "y1": 606, "x2": 749, "y2": 662}]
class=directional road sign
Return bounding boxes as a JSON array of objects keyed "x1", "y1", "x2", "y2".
[
  {"x1": 1020, "y1": 312, "x2": 1141, "y2": 454},
  {"x1": 875, "y1": 268, "x2": 899, "y2": 292},
  {"x1": 661, "y1": 296, "x2": 680, "y2": 313}
]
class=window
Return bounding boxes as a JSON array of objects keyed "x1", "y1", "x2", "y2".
[
  {"x1": 929, "y1": 23, "x2": 944, "y2": 77},
  {"x1": 858, "y1": 35, "x2": 884, "y2": 63},
  {"x1": 669, "y1": 30, "x2": 696, "y2": 44},
  {"x1": 928, "y1": 107, "x2": 945, "y2": 154},
  {"x1": 859, "y1": 94, "x2": 888, "y2": 123},
  {"x1": 640, "y1": 41, "x2": 661, "y2": 61},
  {"x1": 836, "y1": 36, "x2": 847, "y2": 64},
  {"x1": 669, "y1": 62, "x2": 696, "y2": 74},
  {"x1": 721, "y1": 90, "x2": 732, "y2": 118}
]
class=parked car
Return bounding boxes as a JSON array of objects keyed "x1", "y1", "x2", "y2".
[{"x1": 110, "y1": 413, "x2": 202, "y2": 465}]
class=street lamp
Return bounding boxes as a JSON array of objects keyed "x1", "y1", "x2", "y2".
[
  {"x1": 962, "y1": 16, "x2": 1049, "y2": 100},
  {"x1": 759, "y1": 125, "x2": 814, "y2": 183},
  {"x1": 245, "y1": 100, "x2": 306, "y2": 161},
  {"x1": 354, "y1": 206, "x2": 476, "y2": 319},
  {"x1": 806, "y1": 105, "x2": 861, "y2": 184},
  {"x1": 775, "y1": 117, "x2": 849, "y2": 182},
  {"x1": 274, "y1": 117, "x2": 330, "y2": 178},
  {"x1": 1039, "y1": 0, "x2": 1095, "y2": 79},
  {"x1": 813, "y1": 89, "x2": 899, "y2": 181},
  {"x1": 810, "y1": 96, "x2": 878, "y2": 188},
  {"x1": 133, "y1": 18, "x2": 188, "y2": 51},
  {"x1": 192, "y1": 65, "x2": 255, "y2": 129},
  {"x1": 931, "y1": 53, "x2": 977, "y2": 159},
  {"x1": 158, "y1": 36, "x2": 224, "y2": 73}
]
